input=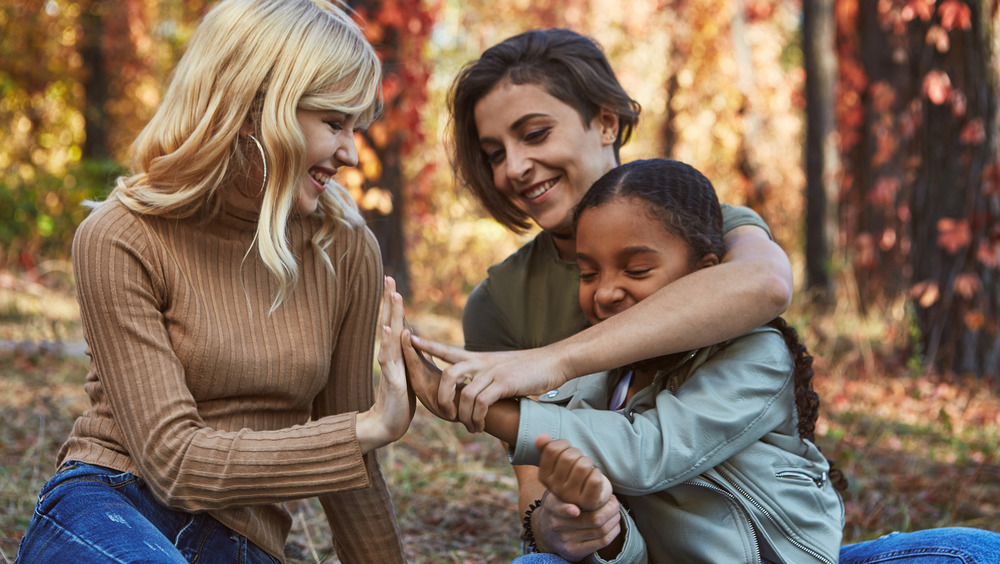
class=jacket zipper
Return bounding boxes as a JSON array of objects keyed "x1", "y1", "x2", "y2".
[
  {"x1": 683, "y1": 479, "x2": 762, "y2": 563},
  {"x1": 716, "y1": 470, "x2": 835, "y2": 564},
  {"x1": 775, "y1": 469, "x2": 827, "y2": 488}
]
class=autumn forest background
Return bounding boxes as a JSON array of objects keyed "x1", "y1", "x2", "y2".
[{"x1": 1, "y1": 0, "x2": 999, "y2": 562}]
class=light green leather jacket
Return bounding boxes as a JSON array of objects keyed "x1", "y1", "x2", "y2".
[{"x1": 511, "y1": 326, "x2": 845, "y2": 564}]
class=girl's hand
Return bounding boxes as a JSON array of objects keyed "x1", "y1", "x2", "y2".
[
  {"x1": 532, "y1": 434, "x2": 622, "y2": 559},
  {"x1": 356, "y1": 277, "x2": 415, "y2": 453},
  {"x1": 405, "y1": 335, "x2": 481, "y2": 426},
  {"x1": 535, "y1": 434, "x2": 612, "y2": 512},
  {"x1": 401, "y1": 330, "x2": 455, "y2": 421}
]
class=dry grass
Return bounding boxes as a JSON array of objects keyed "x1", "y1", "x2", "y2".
[
  {"x1": 280, "y1": 408, "x2": 521, "y2": 563},
  {"x1": 1, "y1": 274, "x2": 998, "y2": 562},
  {"x1": 816, "y1": 364, "x2": 1000, "y2": 541}
]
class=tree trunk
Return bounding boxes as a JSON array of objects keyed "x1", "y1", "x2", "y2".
[
  {"x1": 840, "y1": 0, "x2": 999, "y2": 376},
  {"x1": 362, "y1": 134, "x2": 411, "y2": 299},
  {"x1": 660, "y1": 0, "x2": 687, "y2": 157},
  {"x1": 79, "y1": 0, "x2": 111, "y2": 160},
  {"x1": 842, "y1": 0, "x2": 916, "y2": 310},
  {"x1": 346, "y1": 0, "x2": 412, "y2": 299},
  {"x1": 732, "y1": 0, "x2": 768, "y2": 212},
  {"x1": 802, "y1": 0, "x2": 838, "y2": 300},
  {"x1": 905, "y1": 0, "x2": 998, "y2": 376}
]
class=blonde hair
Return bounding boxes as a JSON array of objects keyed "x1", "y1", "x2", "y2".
[{"x1": 106, "y1": 0, "x2": 382, "y2": 308}]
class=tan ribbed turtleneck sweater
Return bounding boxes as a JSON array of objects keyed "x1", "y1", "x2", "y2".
[{"x1": 60, "y1": 197, "x2": 404, "y2": 563}]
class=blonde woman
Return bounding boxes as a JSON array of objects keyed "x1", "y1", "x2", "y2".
[{"x1": 15, "y1": 1, "x2": 411, "y2": 563}]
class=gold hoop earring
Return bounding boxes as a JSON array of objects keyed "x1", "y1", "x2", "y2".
[{"x1": 248, "y1": 134, "x2": 267, "y2": 196}]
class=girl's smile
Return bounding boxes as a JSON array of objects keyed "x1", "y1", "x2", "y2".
[{"x1": 576, "y1": 197, "x2": 717, "y2": 325}]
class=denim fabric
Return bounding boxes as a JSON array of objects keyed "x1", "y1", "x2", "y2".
[
  {"x1": 16, "y1": 461, "x2": 278, "y2": 564},
  {"x1": 840, "y1": 528, "x2": 1000, "y2": 564},
  {"x1": 511, "y1": 527, "x2": 1000, "y2": 564},
  {"x1": 511, "y1": 554, "x2": 572, "y2": 563}
]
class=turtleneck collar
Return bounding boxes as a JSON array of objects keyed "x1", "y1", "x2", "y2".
[{"x1": 213, "y1": 182, "x2": 263, "y2": 232}]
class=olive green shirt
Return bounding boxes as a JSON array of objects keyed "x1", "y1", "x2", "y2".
[{"x1": 463, "y1": 204, "x2": 772, "y2": 351}]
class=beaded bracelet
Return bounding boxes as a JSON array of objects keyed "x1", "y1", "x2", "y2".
[{"x1": 520, "y1": 497, "x2": 543, "y2": 554}]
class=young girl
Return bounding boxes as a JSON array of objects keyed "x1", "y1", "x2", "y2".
[
  {"x1": 406, "y1": 159, "x2": 846, "y2": 563},
  {"x1": 15, "y1": 1, "x2": 411, "y2": 562}
]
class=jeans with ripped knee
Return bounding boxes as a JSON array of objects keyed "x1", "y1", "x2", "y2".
[{"x1": 16, "y1": 461, "x2": 278, "y2": 564}]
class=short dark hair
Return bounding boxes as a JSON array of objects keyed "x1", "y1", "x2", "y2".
[{"x1": 449, "y1": 29, "x2": 641, "y2": 232}]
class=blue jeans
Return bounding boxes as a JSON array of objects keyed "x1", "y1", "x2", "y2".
[
  {"x1": 16, "y1": 461, "x2": 278, "y2": 564},
  {"x1": 839, "y1": 528, "x2": 1000, "y2": 563},
  {"x1": 512, "y1": 554, "x2": 571, "y2": 563},
  {"x1": 512, "y1": 528, "x2": 1000, "y2": 563}
]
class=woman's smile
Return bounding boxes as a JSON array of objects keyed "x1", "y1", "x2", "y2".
[{"x1": 473, "y1": 80, "x2": 619, "y2": 235}]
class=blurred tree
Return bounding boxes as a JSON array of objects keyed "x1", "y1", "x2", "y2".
[
  {"x1": 0, "y1": 0, "x2": 205, "y2": 273},
  {"x1": 837, "y1": 0, "x2": 999, "y2": 376},
  {"x1": 78, "y1": 0, "x2": 110, "y2": 160},
  {"x1": 655, "y1": 0, "x2": 806, "y2": 248},
  {"x1": 16, "y1": 0, "x2": 994, "y2": 382},
  {"x1": 803, "y1": 0, "x2": 838, "y2": 300},
  {"x1": 345, "y1": 0, "x2": 439, "y2": 300}
]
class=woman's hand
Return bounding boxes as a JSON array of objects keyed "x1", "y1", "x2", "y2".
[
  {"x1": 410, "y1": 336, "x2": 573, "y2": 432},
  {"x1": 531, "y1": 487, "x2": 621, "y2": 560},
  {"x1": 531, "y1": 434, "x2": 622, "y2": 559},
  {"x1": 356, "y1": 277, "x2": 415, "y2": 453}
]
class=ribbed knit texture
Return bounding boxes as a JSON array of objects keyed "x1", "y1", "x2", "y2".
[{"x1": 59, "y1": 198, "x2": 404, "y2": 563}]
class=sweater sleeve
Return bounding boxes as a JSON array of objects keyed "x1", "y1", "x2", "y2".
[
  {"x1": 311, "y1": 227, "x2": 405, "y2": 563},
  {"x1": 511, "y1": 330, "x2": 794, "y2": 496},
  {"x1": 72, "y1": 206, "x2": 378, "y2": 511}
]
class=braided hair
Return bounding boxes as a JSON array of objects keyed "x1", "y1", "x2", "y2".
[{"x1": 767, "y1": 317, "x2": 847, "y2": 492}]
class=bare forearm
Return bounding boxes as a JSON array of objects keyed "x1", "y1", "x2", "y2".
[
  {"x1": 513, "y1": 464, "x2": 547, "y2": 515},
  {"x1": 483, "y1": 398, "x2": 521, "y2": 445},
  {"x1": 355, "y1": 411, "x2": 393, "y2": 454}
]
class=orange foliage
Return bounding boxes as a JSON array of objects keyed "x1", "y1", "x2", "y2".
[
  {"x1": 922, "y1": 69, "x2": 953, "y2": 105},
  {"x1": 912, "y1": 280, "x2": 941, "y2": 307},
  {"x1": 953, "y1": 273, "x2": 981, "y2": 299},
  {"x1": 977, "y1": 242, "x2": 1000, "y2": 268},
  {"x1": 938, "y1": 0, "x2": 972, "y2": 30},
  {"x1": 959, "y1": 118, "x2": 985, "y2": 145},
  {"x1": 937, "y1": 218, "x2": 972, "y2": 254},
  {"x1": 351, "y1": 0, "x2": 438, "y2": 157},
  {"x1": 925, "y1": 24, "x2": 950, "y2": 52},
  {"x1": 901, "y1": 0, "x2": 936, "y2": 23}
]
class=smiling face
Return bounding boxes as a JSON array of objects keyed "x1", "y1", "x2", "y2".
[
  {"x1": 473, "y1": 81, "x2": 620, "y2": 235},
  {"x1": 576, "y1": 196, "x2": 718, "y2": 324},
  {"x1": 294, "y1": 107, "x2": 360, "y2": 215}
]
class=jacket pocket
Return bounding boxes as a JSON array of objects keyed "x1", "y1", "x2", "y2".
[{"x1": 774, "y1": 467, "x2": 828, "y2": 488}]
